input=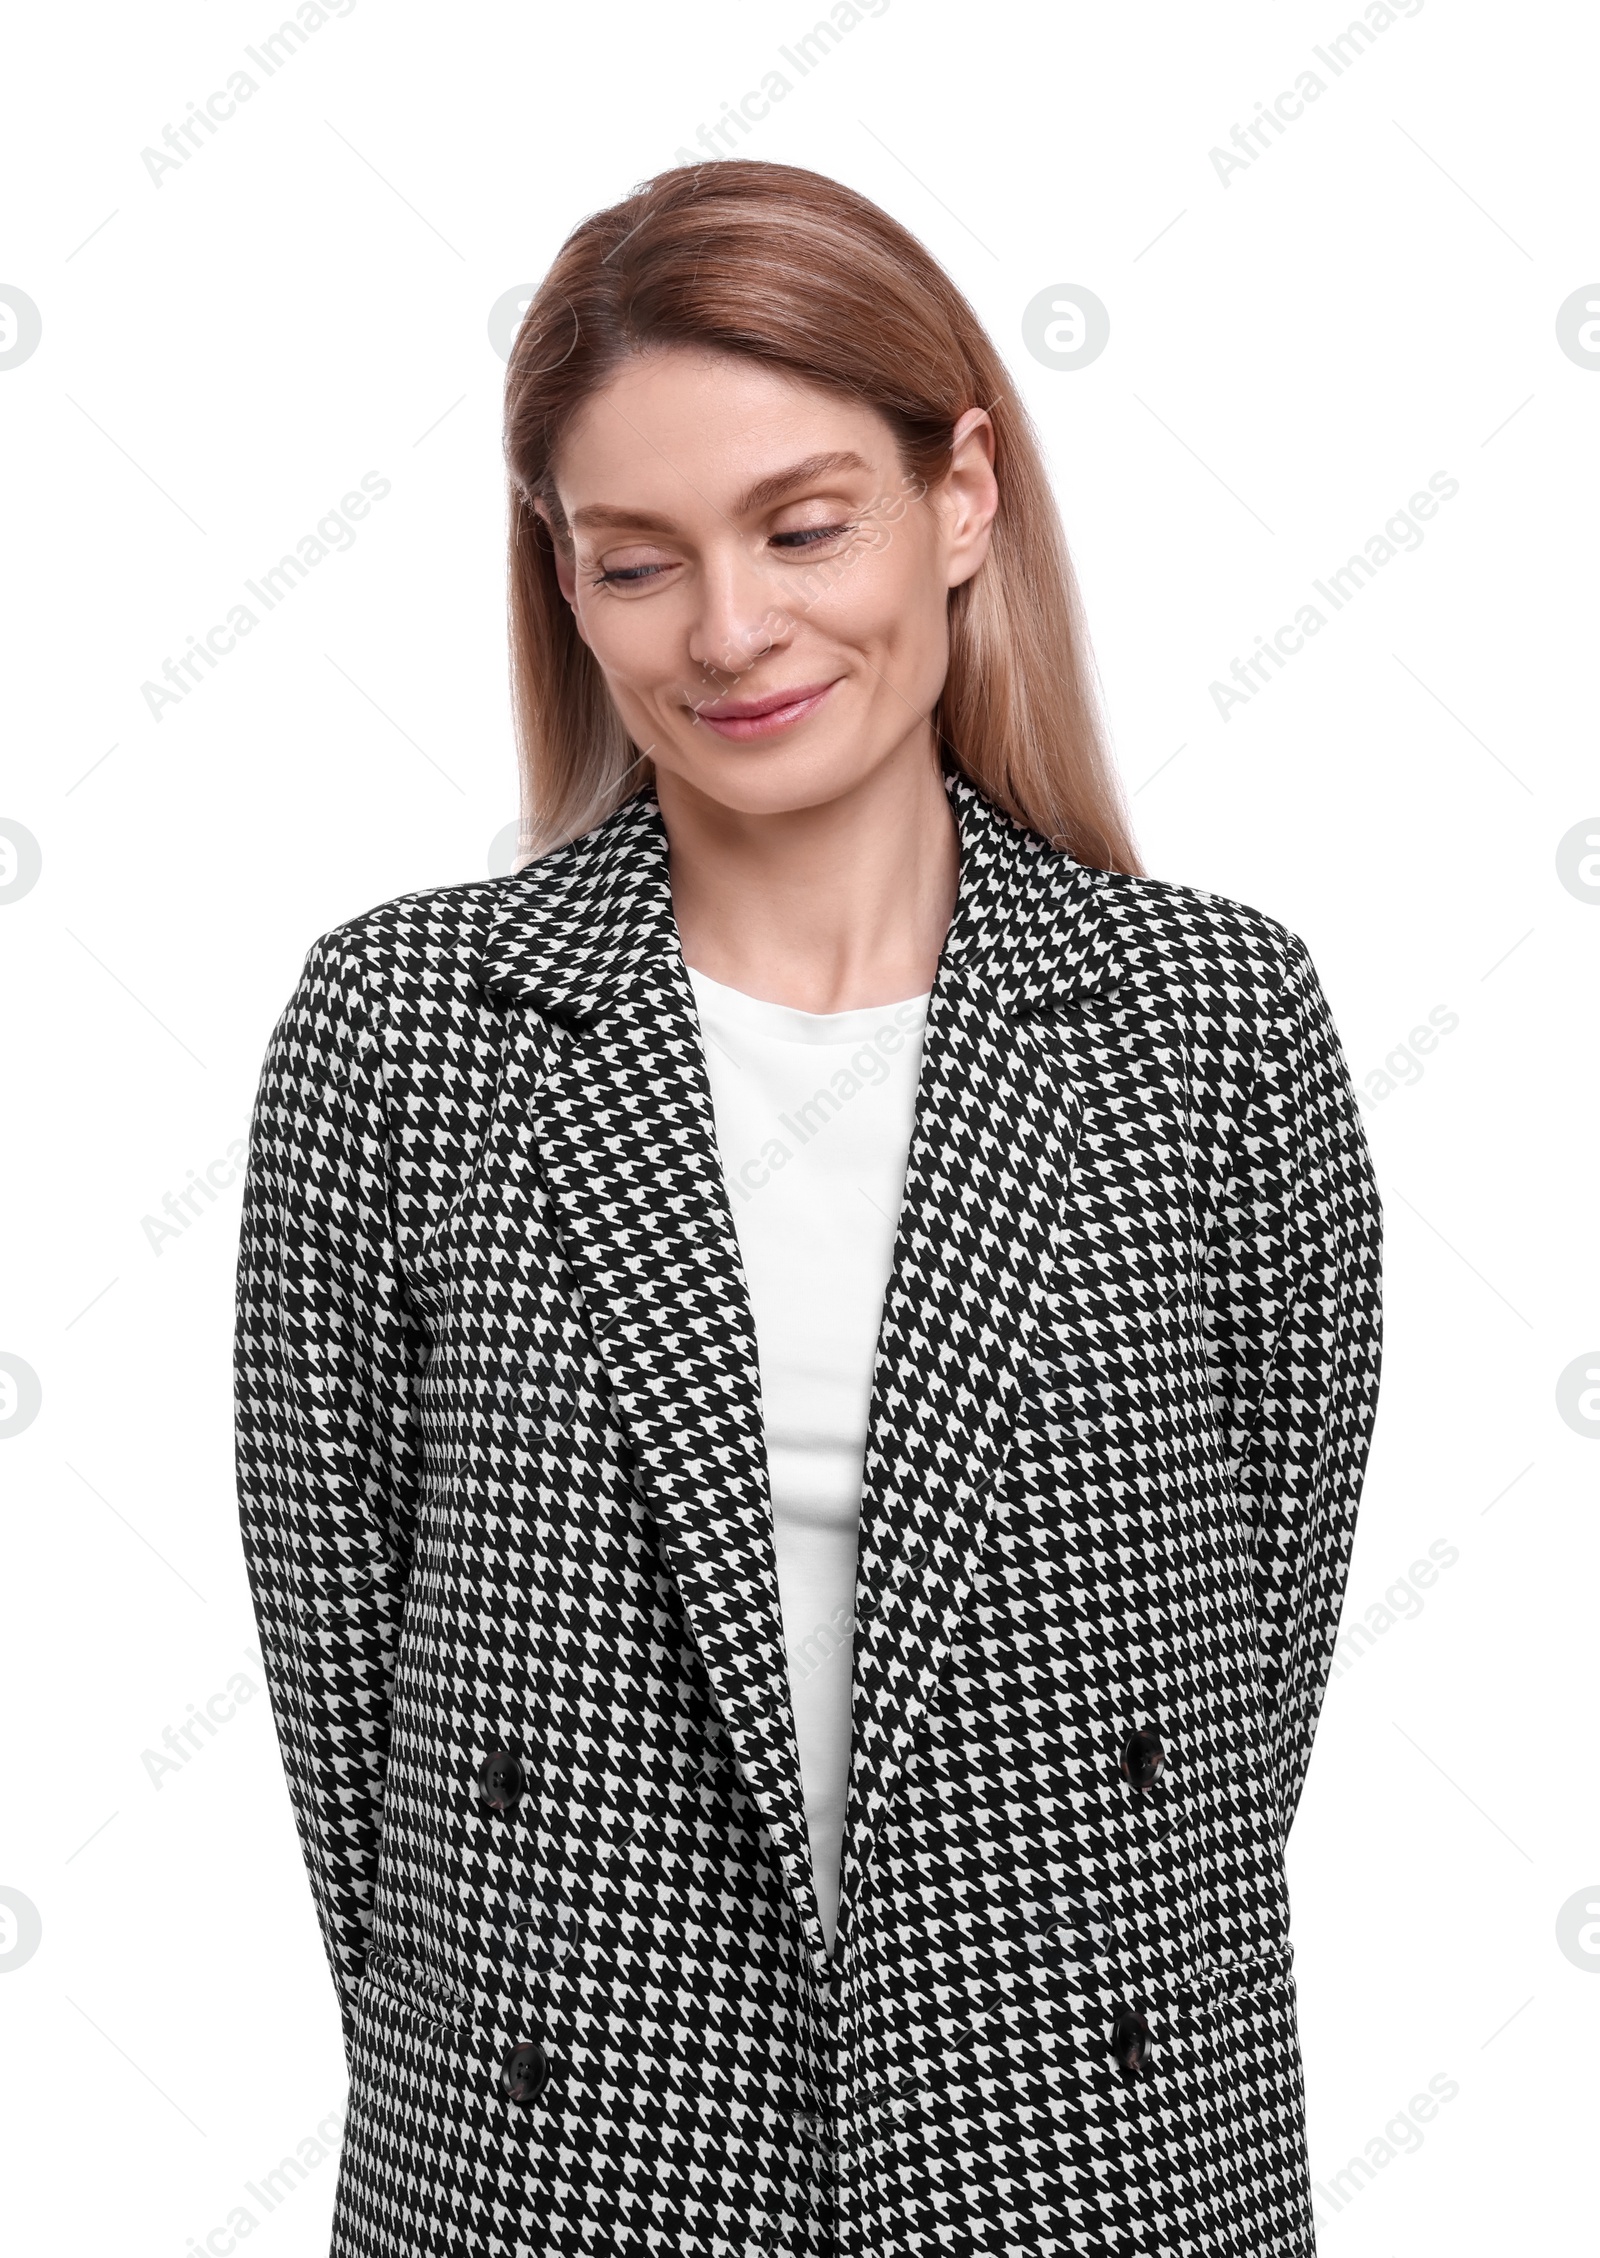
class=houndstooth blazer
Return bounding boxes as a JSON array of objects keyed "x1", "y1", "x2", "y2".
[{"x1": 234, "y1": 768, "x2": 1382, "y2": 2258}]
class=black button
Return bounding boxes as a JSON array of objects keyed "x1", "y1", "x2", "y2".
[
  {"x1": 479, "y1": 1751, "x2": 523, "y2": 1814},
  {"x1": 1110, "y1": 2007, "x2": 1151, "y2": 2075},
  {"x1": 1120, "y1": 1727, "x2": 1164, "y2": 1792},
  {"x1": 501, "y1": 2039, "x2": 549, "y2": 2105}
]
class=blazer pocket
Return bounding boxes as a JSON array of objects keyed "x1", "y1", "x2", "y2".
[
  {"x1": 338, "y1": 1961, "x2": 556, "y2": 2252},
  {"x1": 1023, "y1": 1942, "x2": 1300, "y2": 2089},
  {"x1": 358, "y1": 1946, "x2": 562, "y2": 2068},
  {"x1": 1167, "y1": 1939, "x2": 1297, "y2": 2013},
  {"x1": 359, "y1": 1948, "x2": 475, "y2": 2036},
  {"x1": 1039, "y1": 1934, "x2": 1293, "y2": 2003}
]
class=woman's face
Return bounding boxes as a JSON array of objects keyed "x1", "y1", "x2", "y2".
[{"x1": 539, "y1": 347, "x2": 997, "y2": 820}]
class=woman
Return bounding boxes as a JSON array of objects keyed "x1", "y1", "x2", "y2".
[{"x1": 235, "y1": 161, "x2": 1382, "y2": 2257}]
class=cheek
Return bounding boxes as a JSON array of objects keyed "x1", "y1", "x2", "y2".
[
  {"x1": 575, "y1": 591, "x2": 681, "y2": 692},
  {"x1": 806, "y1": 528, "x2": 944, "y2": 660}
]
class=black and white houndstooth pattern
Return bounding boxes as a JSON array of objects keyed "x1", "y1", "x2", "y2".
[{"x1": 235, "y1": 769, "x2": 1382, "y2": 2257}]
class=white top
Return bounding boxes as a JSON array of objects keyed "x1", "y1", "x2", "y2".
[{"x1": 687, "y1": 967, "x2": 930, "y2": 1950}]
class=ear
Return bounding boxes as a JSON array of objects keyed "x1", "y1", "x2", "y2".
[{"x1": 940, "y1": 407, "x2": 999, "y2": 592}]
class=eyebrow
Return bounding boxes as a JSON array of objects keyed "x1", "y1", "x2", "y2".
[{"x1": 568, "y1": 450, "x2": 874, "y2": 536}]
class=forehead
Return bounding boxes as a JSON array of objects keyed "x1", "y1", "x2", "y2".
[{"x1": 552, "y1": 347, "x2": 901, "y2": 526}]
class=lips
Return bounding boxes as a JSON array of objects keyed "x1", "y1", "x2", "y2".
[{"x1": 693, "y1": 679, "x2": 839, "y2": 741}]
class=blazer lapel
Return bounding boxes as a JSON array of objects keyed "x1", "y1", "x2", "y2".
[
  {"x1": 837, "y1": 775, "x2": 1127, "y2": 1943},
  {"x1": 478, "y1": 795, "x2": 826, "y2": 1964}
]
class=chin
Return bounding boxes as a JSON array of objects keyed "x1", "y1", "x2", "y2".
[{"x1": 658, "y1": 738, "x2": 895, "y2": 821}]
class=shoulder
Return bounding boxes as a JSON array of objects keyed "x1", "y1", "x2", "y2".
[
  {"x1": 293, "y1": 829, "x2": 597, "y2": 1022},
  {"x1": 1085, "y1": 863, "x2": 1315, "y2": 1014},
  {"x1": 303, "y1": 876, "x2": 496, "y2": 1007},
  {"x1": 1077, "y1": 865, "x2": 1356, "y2": 1116},
  {"x1": 257, "y1": 846, "x2": 594, "y2": 1149}
]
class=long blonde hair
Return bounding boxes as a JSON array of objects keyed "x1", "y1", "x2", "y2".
[{"x1": 503, "y1": 161, "x2": 1141, "y2": 874}]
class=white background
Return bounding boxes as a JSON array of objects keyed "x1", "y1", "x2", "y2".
[{"x1": 2, "y1": 1, "x2": 1596, "y2": 2250}]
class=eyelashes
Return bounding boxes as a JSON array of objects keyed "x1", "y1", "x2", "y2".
[{"x1": 771, "y1": 522, "x2": 854, "y2": 550}]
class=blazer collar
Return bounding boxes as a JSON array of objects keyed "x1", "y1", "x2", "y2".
[
  {"x1": 934, "y1": 769, "x2": 1123, "y2": 1017},
  {"x1": 479, "y1": 788, "x2": 679, "y2": 1021},
  {"x1": 478, "y1": 769, "x2": 1125, "y2": 1023}
]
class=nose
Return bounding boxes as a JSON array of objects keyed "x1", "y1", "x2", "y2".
[{"x1": 687, "y1": 538, "x2": 793, "y2": 688}]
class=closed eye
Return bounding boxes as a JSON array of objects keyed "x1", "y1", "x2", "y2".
[
  {"x1": 590, "y1": 521, "x2": 858, "y2": 588},
  {"x1": 590, "y1": 561, "x2": 672, "y2": 586}
]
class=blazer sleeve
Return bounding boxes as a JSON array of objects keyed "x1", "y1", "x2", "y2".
[
  {"x1": 233, "y1": 933, "x2": 427, "y2": 2056},
  {"x1": 1202, "y1": 935, "x2": 1383, "y2": 1841}
]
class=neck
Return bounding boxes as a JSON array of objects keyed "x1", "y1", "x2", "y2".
[{"x1": 657, "y1": 732, "x2": 960, "y2": 1013}]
